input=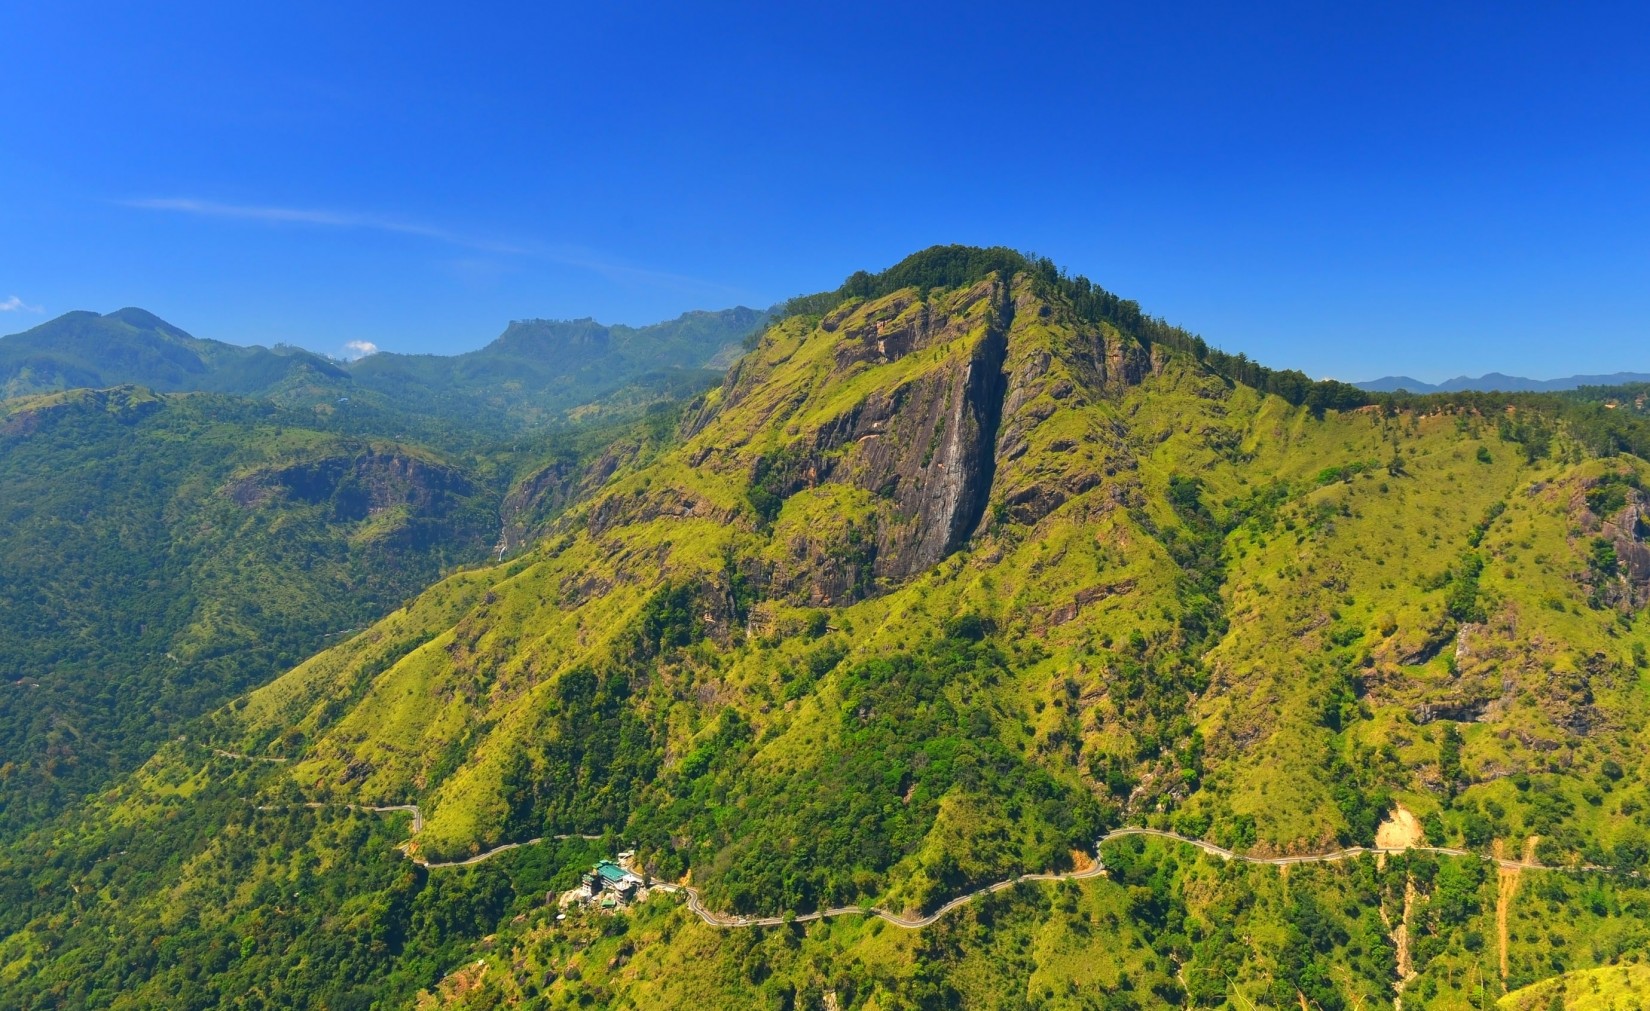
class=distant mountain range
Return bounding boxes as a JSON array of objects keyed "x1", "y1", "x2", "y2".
[
  {"x1": 0, "y1": 307, "x2": 350, "y2": 400},
  {"x1": 1355, "y1": 371, "x2": 1650, "y2": 393},
  {"x1": 0, "y1": 305, "x2": 767, "y2": 430}
]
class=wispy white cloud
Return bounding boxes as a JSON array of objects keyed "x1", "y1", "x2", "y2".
[
  {"x1": 123, "y1": 197, "x2": 530, "y2": 254},
  {"x1": 123, "y1": 197, "x2": 756, "y2": 302},
  {"x1": 0, "y1": 295, "x2": 43, "y2": 312},
  {"x1": 341, "y1": 339, "x2": 380, "y2": 360}
]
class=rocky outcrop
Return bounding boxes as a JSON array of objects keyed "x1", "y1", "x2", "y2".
[
  {"x1": 228, "y1": 448, "x2": 474, "y2": 523},
  {"x1": 806, "y1": 280, "x2": 1011, "y2": 584},
  {"x1": 580, "y1": 271, "x2": 1171, "y2": 606},
  {"x1": 1594, "y1": 485, "x2": 1650, "y2": 610},
  {"x1": 982, "y1": 288, "x2": 1153, "y2": 530},
  {"x1": 499, "y1": 457, "x2": 580, "y2": 548},
  {"x1": 1395, "y1": 624, "x2": 1457, "y2": 666},
  {"x1": 852, "y1": 311, "x2": 1009, "y2": 578},
  {"x1": 500, "y1": 443, "x2": 636, "y2": 552},
  {"x1": 714, "y1": 277, "x2": 1016, "y2": 594},
  {"x1": 1412, "y1": 696, "x2": 1495, "y2": 724},
  {"x1": 757, "y1": 498, "x2": 879, "y2": 606},
  {"x1": 750, "y1": 274, "x2": 1171, "y2": 594}
]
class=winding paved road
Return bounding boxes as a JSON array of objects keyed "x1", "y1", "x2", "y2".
[
  {"x1": 411, "y1": 833, "x2": 604, "y2": 869},
  {"x1": 1099, "y1": 827, "x2": 1593, "y2": 873},
  {"x1": 655, "y1": 854, "x2": 1113, "y2": 930},
  {"x1": 212, "y1": 745, "x2": 1608, "y2": 928},
  {"x1": 662, "y1": 828, "x2": 1605, "y2": 931},
  {"x1": 254, "y1": 801, "x2": 423, "y2": 833}
]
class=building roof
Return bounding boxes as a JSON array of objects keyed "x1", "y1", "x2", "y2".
[{"x1": 595, "y1": 861, "x2": 631, "y2": 883}]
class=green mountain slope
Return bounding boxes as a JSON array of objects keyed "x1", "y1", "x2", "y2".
[
  {"x1": 1500, "y1": 964, "x2": 1650, "y2": 1009},
  {"x1": 2, "y1": 248, "x2": 1647, "y2": 1010},
  {"x1": 0, "y1": 387, "x2": 501, "y2": 831},
  {"x1": 236, "y1": 254, "x2": 1650, "y2": 872},
  {"x1": 0, "y1": 384, "x2": 691, "y2": 834},
  {"x1": 1, "y1": 306, "x2": 768, "y2": 432}
]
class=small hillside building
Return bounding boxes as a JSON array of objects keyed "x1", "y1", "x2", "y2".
[{"x1": 582, "y1": 860, "x2": 644, "y2": 901}]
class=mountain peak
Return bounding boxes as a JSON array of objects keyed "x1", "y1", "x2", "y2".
[
  {"x1": 103, "y1": 306, "x2": 194, "y2": 339},
  {"x1": 1, "y1": 307, "x2": 285, "y2": 398},
  {"x1": 494, "y1": 317, "x2": 613, "y2": 350},
  {"x1": 4, "y1": 306, "x2": 192, "y2": 344},
  {"x1": 781, "y1": 245, "x2": 1033, "y2": 317}
]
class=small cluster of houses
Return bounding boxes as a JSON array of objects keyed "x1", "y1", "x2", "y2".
[{"x1": 560, "y1": 853, "x2": 651, "y2": 912}]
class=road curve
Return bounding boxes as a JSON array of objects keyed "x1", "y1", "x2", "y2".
[
  {"x1": 1100, "y1": 827, "x2": 1601, "y2": 873},
  {"x1": 660, "y1": 853, "x2": 1113, "y2": 930},
  {"x1": 412, "y1": 833, "x2": 603, "y2": 869},
  {"x1": 659, "y1": 827, "x2": 1606, "y2": 931},
  {"x1": 254, "y1": 801, "x2": 424, "y2": 834},
  {"x1": 245, "y1": 795, "x2": 605, "y2": 866}
]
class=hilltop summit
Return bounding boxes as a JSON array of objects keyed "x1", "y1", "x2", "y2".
[{"x1": 0, "y1": 307, "x2": 346, "y2": 400}]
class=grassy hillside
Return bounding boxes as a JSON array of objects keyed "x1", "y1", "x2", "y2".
[
  {"x1": 2, "y1": 249, "x2": 1646, "y2": 1009},
  {"x1": 1500, "y1": 965, "x2": 1650, "y2": 1010}
]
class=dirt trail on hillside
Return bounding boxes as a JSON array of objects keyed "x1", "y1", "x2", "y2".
[
  {"x1": 192, "y1": 738, "x2": 287, "y2": 761},
  {"x1": 1393, "y1": 877, "x2": 1418, "y2": 1010},
  {"x1": 1497, "y1": 837, "x2": 1539, "y2": 983},
  {"x1": 1376, "y1": 805, "x2": 1425, "y2": 850},
  {"x1": 1496, "y1": 840, "x2": 1517, "y2": 983}
]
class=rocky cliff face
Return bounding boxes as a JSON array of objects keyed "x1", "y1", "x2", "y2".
[
  {"x1": 1596, "y1": 485, "x2": 1650, "y2": 610},
  {"x1": 497, "y1": 442, "x2": 640, "y2": 555},
  {"x1": 798, "y1": 278, "x2": 1012, "y2": 581},
  {"x1": 982, "y1": 286, "x2": 1162, "y2": 531},
  {"x1": 675, "y1": 272, "x2": 1163, "y2": 605},
  {"x1": 229, "y1": 448, "x2": 476, "y2": 529}
]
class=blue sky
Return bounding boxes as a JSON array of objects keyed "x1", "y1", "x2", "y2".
[{"x1": 2, "y1": 1, "x2": 1646, "y2": 381}]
